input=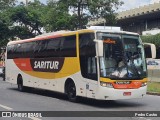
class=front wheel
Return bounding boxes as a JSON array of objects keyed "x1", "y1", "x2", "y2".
[{"x1": 66, "y1": 82, "x2": 77, "y2": 102}]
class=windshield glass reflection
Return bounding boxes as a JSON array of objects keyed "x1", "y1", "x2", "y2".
[{"x1": 97, "y1": 33, "x2": 147, "y2": 80}]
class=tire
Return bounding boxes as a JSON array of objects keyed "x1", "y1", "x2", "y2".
[
  {"x1": 2, "y1": 67, "x2": 5, "y2": 81},
  {"x1": 66, "y1": 82, "x2": 77, "y2": 102},
  {"x1": 17, "y1": 76, "x2": 24, "y2": 92}
]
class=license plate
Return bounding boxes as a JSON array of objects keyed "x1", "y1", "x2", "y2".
[
  {"x1": 115, "y1": 81, "x2": 131, "y2": 84},
  {"x1": 123, "y1": 92, "x2": 131, "y2": 96}
]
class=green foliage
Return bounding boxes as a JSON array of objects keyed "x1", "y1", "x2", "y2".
[
  {"x1": 44, "y1": 0, "x2": 79, "y2": 31},
  {"x1": 56, "y1": 0, "x2": 123, "y2": 28},
  {"x1": 148, "y1": 82, "x2": 160, "y2": 93},
  {"x1": 0, "y1": 0, "x2": 16, "y2": 10},
  {"x1": 0, "y1": 0, "x2": 123, "y2": 47},
  {"x1": 0, "y1": 21, "x2": 11, "y2": 46},
  {"x1": 0, "y1": 0, "x2": 16, "y2": 47},
  {"x1": 141, "y1": 34, "x2": 160, "y2": 46},
  {"x1": 0, "y1": 0, "x2": 47, "y2": 45},
  {"x1": 43, "y1": 4, "x2": 75, "y2": 31},
  {"x1": 10, "y1": 0, "x2": 48, "y2": 37}
]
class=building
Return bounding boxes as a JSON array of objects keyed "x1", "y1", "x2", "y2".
[{"x1": 88, "y1": 2, "x2": 160, "y2": 35}]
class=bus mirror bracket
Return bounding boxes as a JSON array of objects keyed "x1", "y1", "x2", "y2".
[
  {"x1": 151, "y1": 44, "x2": 156, "y2": 59},
  {"x1": 94, "y1": 40, "x2": 103, "y2": 57}
]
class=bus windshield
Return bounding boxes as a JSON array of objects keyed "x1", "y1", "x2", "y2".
[{"x1": 97, "y1": 32, "x2": 147, "y2": 80}]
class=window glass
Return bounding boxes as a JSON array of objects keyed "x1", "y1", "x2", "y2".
[
  {"x1": 79, "y1": 33, "x2": 97, "y2": 80},
  {"x1": 23, "y1": 42, "x2": 35, "y2": 58},
  {"x1": 60, "y1": 35, "x2": 76, "y2": 57},
  {"x1": 7, "y1": 34, "x2": 77, "y2": 59},
  {"x1": 7, "y1": 45, "x2": 15, "y2": 59},
  {"x1": 144, "y1": 44, "x2": 152, "y2": 58}
]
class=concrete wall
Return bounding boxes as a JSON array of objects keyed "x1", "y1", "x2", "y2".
[
  {"x1": 147, "y1": 59, "x2": 160, "y2": 82},
  {"x1": 148, "y1": 69, "x2": 160, "y2": 82}
]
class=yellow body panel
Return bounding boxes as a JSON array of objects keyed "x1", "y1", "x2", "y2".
[
  {"x1": 100, "y1": 77, "x2": 148, "y2": 83},
  {"x1": 24, "y1": 57, "x2": 80, "y2": 79}
]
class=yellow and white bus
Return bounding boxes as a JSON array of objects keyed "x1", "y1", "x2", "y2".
[{"x1": 6, "y1": 28, "x2": 148, "y2": 101}]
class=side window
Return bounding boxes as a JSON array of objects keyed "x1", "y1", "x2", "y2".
[
  {"x1": 79, "y1": 33, "x2": 97, "y2": 80},
  {"x1": 37, "y1": 40, "x2": 48, "y2": 58},
  {"x1": 34, "y1": 41, "x2": 44, "y2": 58},
  {"x1": 7, "y1": 35, "x2": 77, "y2": 58},
  {"x1": 7, "y1": 45, "x2": 15, "y2": 59},
  {"x1": 33, "y1": 40, "x2": 51, "y2": 58},
  {"x1": 14, "y1": 44, "x2": 21, "y2": 58},
  {"x1": 22, "y1": 42, "x2": 35, "y2": 58},
  {"x1": 46, "y1": 37, "x2": 62, "y2": 57},
  {"x1": 60, "y1": 35, "x2": 76, "y2": 57},
  {"x1": 16, "y1": 43, "x2": 26, "y2": 58},
  {"x1": 45, "y1": 35, "x2": 76, "y2": 57}
]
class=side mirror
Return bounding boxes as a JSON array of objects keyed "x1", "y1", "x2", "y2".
[
  {"x1": 94, "y1": 40, "x2": 103, "y2": 57},
  {"x1": 143, "y1": 43, "x2": 156, "y2": 59}
]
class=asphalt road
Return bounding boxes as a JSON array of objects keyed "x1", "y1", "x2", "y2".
[{"x1": 0, "y1": 78, "x2": 160, "y2": 120}]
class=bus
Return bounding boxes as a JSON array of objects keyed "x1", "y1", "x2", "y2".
[{"x1": 6, "y1": 29, "x2": 148, "y2": 101}]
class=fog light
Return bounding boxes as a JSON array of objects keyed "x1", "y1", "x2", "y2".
[
  {"x1": 100, "y1": 82, "x2": 113, "y2": 88},
  {"x1": 141, "y1": 82, "x2": 147, "y2": 87}
]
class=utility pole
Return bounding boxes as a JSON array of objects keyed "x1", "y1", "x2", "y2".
[{"x1": 26, "y1": 0, "x2": 28, "y2": 6}]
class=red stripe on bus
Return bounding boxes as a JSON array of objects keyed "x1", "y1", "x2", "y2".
[
  {"x1": 112, "y1": 81, "x2": 142, "y2": 89},
  {"x1": 13, "y1": 59, "x2": 33, "y2": 71}
]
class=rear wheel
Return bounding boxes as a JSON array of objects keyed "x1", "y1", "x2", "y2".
[
  {"x1": 66, "y1": 82, "x2": 77, "y2": 102},
  {"x1": 17, "y1": 76, "x2": 24, "y2": 92}
]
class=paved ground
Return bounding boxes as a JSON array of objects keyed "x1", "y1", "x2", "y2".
[{"x1": 0, "y1": 78, "x2": 160, "y2": 120}]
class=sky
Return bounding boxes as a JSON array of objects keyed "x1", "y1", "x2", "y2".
[
  {"x1": 17, "y1": 0, "x2": 160, "y2": 11},
  {"x1": 119, "y1": 0, "x2": 160, "y2": 11}
]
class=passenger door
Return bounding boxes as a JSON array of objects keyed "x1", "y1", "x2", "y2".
[
  {"x1": 79, "y1": 33, "x2": 98, "y2": 98},
  {"x1": 85, "y1": 57, "x2": 98, "y2": 98}
]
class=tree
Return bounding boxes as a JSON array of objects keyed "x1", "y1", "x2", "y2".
[
  {"x1": 141, "y1": 34, "x2": 160, "y2": 46},
  {"x1": 0, "y1": 20, "x2": 11, "y2": 46},
  {"x1": 0, "y1": 0, "x2": 47, "y2": 40},
  {"x1": 0, "y1": 0, "x2": 48, "y2": 47},
  {"x1": 57, "y1": 0, "x2": 123, "y2": 29},
  {"x1": 11, "y1": 1, "x2": 47, "y2": 37},
  {"x1": 0, "y1": 0, "x2": 16, "y2": 10},
  {"x1": 0, "y1": 0, "x2": 17, "y2": 47},
  {"x1": 0, "y1": 0, "x2": 124, "y2": 47},
  {"x1": 44, "y1": 0, "x2": 76, "y2": 32}
]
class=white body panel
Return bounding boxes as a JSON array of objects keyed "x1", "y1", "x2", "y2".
[
  {"x1": 6, "y1": 59, "x2": 147, "y2": 100},
  {"x1": 97, "y1": 86, "x2": 147, "y2": 100}
]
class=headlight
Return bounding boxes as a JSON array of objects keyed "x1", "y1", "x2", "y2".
[
  {"x1": 141, "y1": 82, "x2": 147, "y2": 87},
  {"x1": 100, "y1": 82, "x2": 113, "y2": 88}
]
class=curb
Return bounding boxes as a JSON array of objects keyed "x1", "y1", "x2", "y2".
[{"x1": 147, "y1": 92, "x2": 160, "y2": 96}]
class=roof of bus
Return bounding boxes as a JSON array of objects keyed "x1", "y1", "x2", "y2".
[
  {"x1": 7, "y1": 29, "x2": 139, "y2": 46},
  {"x1": 91, "y1": 29, "x2": 139, "y2": 35},
  {"x1": 7, "y1": 29, "x2": 94, "y2": 46}
]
